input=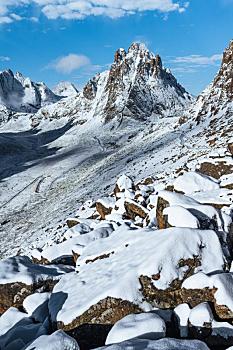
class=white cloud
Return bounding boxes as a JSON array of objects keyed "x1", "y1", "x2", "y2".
[
  {"x1": 171, "y1": 66, "x2": 197, "y2": 73},
  {"x1": 48, "y1": 53, "x2": 91, "y2": 74},
  {"x1": 0, "y1": 56, "x2": 10, "y2": 61},
  {"x1": 172, "y1": 54, "x2": 222, "y2": 65},
  {"x1": 10, "y1": 13, "x2": 23, "y2": 20},
  {"x1": 0, "y1": 0, "x2": 189, "y2": 24}
]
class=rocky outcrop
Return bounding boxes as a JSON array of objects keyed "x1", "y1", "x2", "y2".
[
  {"x1": 124, "y1": 199, "x2": 148, "y2": 221},
  {"x1": 0, "y1": 256, "x2": 66, "y2": 313},
  {"x1": 189, "y1": 40, "x2": 233, "y2": 134},
  {"x1": 156, "y1": 196, "x2": 170, "y2": 229},
  {"x1": 213, "y1": 40, "x2": 233, "y2": 98},
  {"x1": 83, "y1": 76, "x2": 99, "y2": 100},
  {"x1": 57, "y1": 297, "x2": 141, "y2": 331}
]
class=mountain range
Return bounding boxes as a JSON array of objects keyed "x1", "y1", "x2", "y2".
[{"x1": 0, "y1": 40, "x2": 232, "y2": 350}]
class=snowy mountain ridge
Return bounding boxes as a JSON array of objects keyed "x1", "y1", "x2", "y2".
[{"x1": 32, "y1": 42, "x2": 193, "y2": 126}]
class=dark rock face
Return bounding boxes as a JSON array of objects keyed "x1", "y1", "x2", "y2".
[
  {"x1": 156, "y1": 196, "x2": 170, "y2": 229},
  {"x1": 57, "y1": 297, "x2": 142, "y2": 331},
  {"x1": 0, "y1": 279, "x2": 57, "y2": 314},
  {"x1": 83, "y1": 76, "x2": 99, "y2": 100}
]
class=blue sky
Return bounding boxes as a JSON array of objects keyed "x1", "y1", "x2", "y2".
[{"x1": 0, "y1": 0, "x2": 232, "y2": 95}]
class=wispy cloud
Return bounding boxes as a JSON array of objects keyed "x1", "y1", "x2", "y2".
[
  {"x1": 172, "y1": 54, "x2": 222, "y2": 66},
  {"x1": 0, "y1": 0, "x2": 189, "y2": 24},
  {"x1": 170, "y1": 66, "x2": 197, "y2": 73},
  {"x1": 0, "y1": 56, "x2": 10, "y2": 62},
  {"x1": 167, "y1": 53, "x2": 223, "y2": 75},
  {"x1": 47, "y1": 54, "x2": 91, "y2": 74}
]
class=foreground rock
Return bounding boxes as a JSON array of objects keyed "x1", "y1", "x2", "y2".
[
  {"x1": 24, "y1": 330, "x2": 79, "y2": 350},
  {"x1": 96, "y1": 338, "x2": 210, "y2": 350},
  {"x1": 49, "y1": 226, "x2": 225, "y2": 336},
  {"x1": 0, "y1": 256, "x2": 69, "y2": 313},
  {"x1": 0, "y1": 307, "x2": 49, "y2": 349},
  {"x1": 105, "y1": 312, "x2": 166, "y2": 345}
]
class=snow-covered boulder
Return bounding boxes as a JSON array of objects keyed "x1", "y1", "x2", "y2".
[
  {"x1": 106, "y1": 312, "x2": 166, "y2": 345},
  {"x1": 174, "y1": 303, "x2": 191, "y2": 338},
  {"x1": 0, "y1": 256, "x2": 68, "y2": 313},
  {"x1": 173, "y1": 172, "x2": 219, "y2": 194},
  {"x1": 163, "y1": 206, "x2": 200, "y2": 229},
  {"x1": 156, "y1": 190, "x2": 230, "y2": 232},
  {"x1": 114, "y1": 175, "x2": 135, "y2": 199},
  {"x1": 23, "y1": 293, "x2": 50, "y2": 323},
  {"x1": 32, "y1": 225, "x2": 114, "y2": 265},
  {"x1": 96, "y1": 338, "x2": 210, "y2": 350},
  {"x1": 188, "y1": 302, "x2": 233, "y2": 348},
  {"x1": 182, "y1": 272, "x2": 233, "y2": 320},
  {"x1": 24, "y1": 330, "x2": 79, "y2": 350},
  {"x1": 0, "y1": 307, "x2": 48, "y2": 350},
  {"x1": 189, "y1": 302, "x2": 213, "y2": 327},
  {"x1": 48, "y1": 226, "x2": 225, "y2": 336},
  {"x1": 0, "y1": 307, "x2": 29, "y2": 337}
]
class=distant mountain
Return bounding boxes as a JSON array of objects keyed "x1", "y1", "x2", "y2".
[
  {"x1": 0, "y1": 70, "x2": 61, "y2": 113},
  {"x1": 53, "y1": 81, "x2": 79, "y2": 98}
]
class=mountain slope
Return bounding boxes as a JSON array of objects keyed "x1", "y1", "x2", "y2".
[{"x1": 185, "y1": 40, "x2": 233, "y2": 153}]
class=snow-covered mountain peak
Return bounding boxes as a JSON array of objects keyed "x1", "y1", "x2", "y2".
[
  {"x1": 113, "y1": 42, "x2": 163, "y2": 76},
  {"x1": 15, "y1": 71, "x2": 26, "y2": 84},
  {"x1": 53, "y1": 81, "x2": 79, "y2": 98},
  {"x1": 0, "y1": 69, "x2": 61, "y2": 113},
  {"x1": 101, "y1": 42, "x2": 192, "y2": 122}
]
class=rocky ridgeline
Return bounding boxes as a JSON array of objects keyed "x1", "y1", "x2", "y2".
[
  {"x1": 189, "y1": 41, "x2": 233, "y2": 138},
  {"x1": 32, "y1": 42, "x2": 193, "y2": 125},
  {"x1": 0, "y1": 170, "x2": 233, "y2": 349}
]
